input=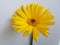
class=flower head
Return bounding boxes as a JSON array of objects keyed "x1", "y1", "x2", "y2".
[{"x1": 12, "y1": 4, "x2": 55, "y2": 42}]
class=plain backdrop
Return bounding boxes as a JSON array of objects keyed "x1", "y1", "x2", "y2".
[{"x1": 0, "y1": 0, "x2": 60, "y2": 45}]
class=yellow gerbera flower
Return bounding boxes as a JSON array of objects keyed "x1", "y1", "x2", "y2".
[{"x1": 12, "y1": 4, "x2": 55, "y2": 42}]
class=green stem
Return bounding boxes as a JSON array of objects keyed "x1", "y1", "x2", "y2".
[{"x1": 30, "y1": 34, "x2": 33, "y2": 45}]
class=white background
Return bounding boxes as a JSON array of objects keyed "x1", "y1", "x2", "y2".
[{"x1": 0, "y1": 0, "x2": 60, "y2": 45}]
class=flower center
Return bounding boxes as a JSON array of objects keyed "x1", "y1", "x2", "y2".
[
  {"x1": 31, "y1": 19, "x2": 36, "y2": 24},
  {"x1": 28, "y1": 19, "x2": 37, "y2": 26}
]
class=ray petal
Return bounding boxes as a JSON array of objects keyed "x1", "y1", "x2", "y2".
[
  {"x1": 36, "y1": 25, "x2": 49, "y2": 30},
  {"x1": 22, "y1": 5, "x2": 31, "y2": 18},
  {"x1": 41, "y1": 9, "x2": 54, "y2": 20},
  {"x1": 16, "y1": 8, "x2": 28, "y2": 19},
  {"x1": 12, "y1": 21, "x2": 28, "y2": 27},
  {"x1": 40, "y1": 30, "x2": 50, "y2": 37},
  {"x1": 34, "y1": 4, "x2": 39, "y2": 16},
  {"x1": 12, "y1": 14, "x2": 26, "y2": 21},
  {"x1": 30, "y1": 4, "x2": 35, "y2": 16},
  {"x1": 40, "y1": 21, "x2": 55, "y2": 26},
  {"x1": 27, "y1": 5, "x2": 31, "y2": 17},
  {"x1": 14, "y1": 25, "x2": 29, "y2": 33},
  {"x1": 23, "y1": 26, "x2": 32, "y2": 37},
  {"x1": 33, "y1": 27, "x2": 40, "y2": 42},
  {"x1": 42, "y1": 9, "x2": 50, "y2": 16},
  {"x1": 37, "y1": 25, "x2": 49, "y2": 37},
  {"x1": 37, "y1": 6, "x2": 44, "y2": 16}
]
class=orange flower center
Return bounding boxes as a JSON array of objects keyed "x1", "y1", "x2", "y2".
[
  {"x1": 27, "y1": 19, "x2": 37, "y2": 26},
  {"x1": 31, "y1": 19, "x2": 36, "y2": 24}
]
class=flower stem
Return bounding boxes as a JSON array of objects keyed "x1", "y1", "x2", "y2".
[{"x1": 30, "y1": 34, "x2": 33, "y2": 45}]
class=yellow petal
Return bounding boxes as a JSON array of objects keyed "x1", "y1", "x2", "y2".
[
  {"x1": 22, "y1": 5, "x2": 31, "y2": 18},
  {"x1": 42, "y1": 9, "x2": 54, "y2": 19},
  {"x1": 33, "y1": 27, "x2": 40, "y2": 42},
  {"x1": 30, "y1": 4, "x2": 35, "y2": 16},
  {"x1": 40, "y1": 21, "x2": 55, "y2": 25},
  {"x1": 12, "y1": 14, "x2": 26, "y2": 21},
  {"x1": 12, "y1": 20, "x2": 27, "y2": 25},
  {"x1": 45, "y1": 21, "x2": 55, "y2": 25},
  {"x1": 14, "y1": 25, "x2": 30, "y2": 33},
  {"x1": 42, "y1": 9, "x2": 50, "y2": 16},
  {"x1": 23, "y1": 26, "x2": 32, "y2": 37},
  {"x1": 31, "y1": 4, "x2": 41, "y2": 19},
  {"x1": 12, "y1": 19, "x2": 28, "y2": 29},
  {"x1": 16, "y1": 8, "x2": 28, "y2": 19},
  {"x1": 41, "y1": 9, "x2": 54, "y2": 20},
  {"x1": 38, "y1": 6, "x2": 44, "y2": 16},
  {"x1": 34, "y1": 4, "x2": 39, "y2": 16},
  {"x1": 42, "y1": 13, "x2": 54, "y2": 20},
  {"x1": 36, "y1": 25, "x2": 49, "y2": 37},
  {"x1": 16, "y1": 29, "x2": 24, "y2": 33},
  {"x1": 40, "y1": 30, "x2": 49, "y2": 37},
  {"x1": 12, "y1": 25, "x2": 27, "y2": 29},
  {"x1": 37, "y1": 25, "x2": 49, "y2": 30},
  {"x1": 27, "y1": 5, "x2": 31, "y2": 17}
]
